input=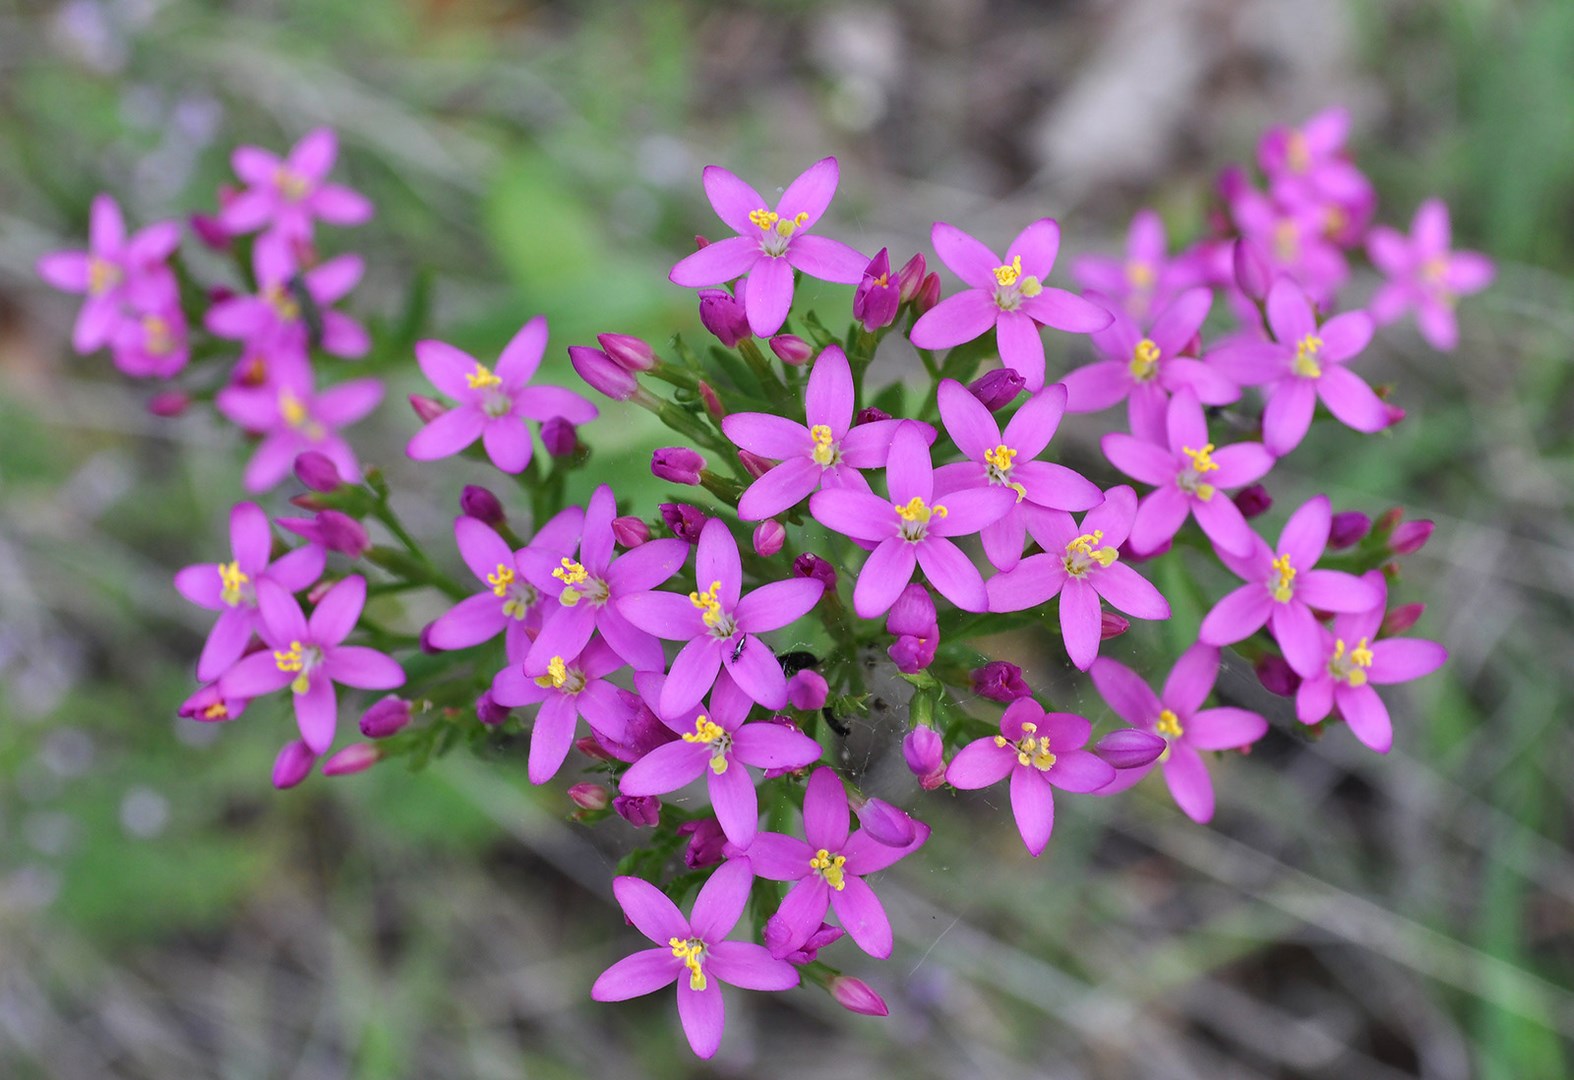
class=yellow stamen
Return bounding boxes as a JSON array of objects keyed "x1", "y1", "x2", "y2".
[
  {"x1": 810, "y1": 424, "x2": 837, "y2": 467},
  {"x1": 1286, "y1": 130, "x2": 1311, "y2": 174},
  {"x1": 809, "y1": 848, "x2": 848, "y2": 891},
  {"x1": 681, "y1": 715, "x2": 730, "y2": 773},
  {"x1": 554, "y1": 559, "x2": 589, "y2": 606},
  {"x1": 1006, "y1": 720, "x2": 1057, "y2": 771},
  {"x1": 1293, "y1": 334, "x2": 1324, "y2": 379},
  {"x1": 143, "y1": 314, "x2": 174, "y2": 355},
  {"x1": 465, "y1": 362, "x2": 503, "y2": 390},
  {"x1": 274, "y1": 167, "x2": 310, "y2": 201},
  {"x1": 993, "y1": 256, "x2": 1023, "y2": 287},
  {"x1": 1182, "y1": 444, "x2": 1220, "y2": 473},
  {"x1": 280, "y1": 388, "x2": 309, "y2": 428},
  {"x1": 983, "y1": 444, "x2": 1027, "y2": 502},
  {"x1": 1065, "y1": 530, "x2": 1119, "y2": 568},
  {"x1": 274, "y1": 641, "x2": 311, "y2": 694},
  {"x1": 688, "y1": 580, "x2": 726, "y2": 629},
  {"x1": 487, "y1": 563, "x2": 515, "y2": 598},
  {"x1": 1273, "y1": 219, "x2": 1299, "y2": 263},
  {"x1": 1331, "y1": 637, "x2": 1374, "y2": 687},
  {"x1": 202, "y1": 702, "x2": 229, "y2": 720},
  {"x1": 1126, "y1": 260, "x2": 1155, "y2": 289},
  {"x1": 669, "y1": 937, "x2": 707, "y2": 991},
  {"x1": 1270, "y1": 553, "x2": 1296, "y2": 603},
  {"x1": 1156, "y1": 708, "x2": 1184, "y2": 738},
  {"x1": 218, "y1": 560, "x2": 250, "y2": 607},
  {"x1": 88, "y1": 256, "x2": 120, "y2": 296},
  {"x1": 1130, "y1": 338, "x2": 1161, "y2": 381},
  {"x1": 894, "y1": 496, "x2": 948, "y2": 525},
  {"x1": 534, "y1": 655, "x2": 568, "y2": 690},
  {"x1": 264, "y1": 283, "x2": 301, "y2": 323}
]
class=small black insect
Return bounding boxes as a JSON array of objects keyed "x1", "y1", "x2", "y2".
[
  {"x1": 730, "y1": 634, "x2": 748, "y2": 665},
  {"x1": 777, "y1": 650, "x2": 819, "y2": 676}
]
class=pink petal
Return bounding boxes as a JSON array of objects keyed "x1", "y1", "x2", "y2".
[
  {"x1": 1266, "y1": 278, "x2": 1317, "y2": 343},
  {"x1": 1186, "y1": 707, "x2": 1268, "y2": 751},
  {"x1": 708, "y1": 755, "x2": 760, "y2": 847},
  {"x1": 1090, "y1": 658, "x2": 1161, "y2": 728},
  {"x1": 1262, "y1": 377, "x2": 1317, "y2": 457},
  {"x1": 1016, "y1": 461, "x2": 1103, "y2": 512},
  {"x1": 996, "y1": 310, "x2": 1046, "y2": 392},
  {"x1": 929, "y1": 487, "x2": 1015, "y2": 536},
  {"x1": 1060, "y1": 579, "x2": 1102, "y2": 670},
  {"x1": 1128, "y1": 485, "x2": 1189, "y2": 555},
  {"x1": 696, "y1": 518, "x2": 743, "y2": 608},
  {"x1": 702, "y1": 165, "x2": 769, "y2": 234},
  {"x1": 1336, "y1": 684, "x2": 1392, "y2": 753},
  {"x1": 690, "y1": 856, "x2": 756, "y2": 941},
  {"x1": 731, "y1": 724, "x2": 821, "y2": 771},
  {"x1": 1101, "y1": 433, "x2": 1174, "y2": 486},
  {"x1": 743, "y1": 256, "x2": 794, "y2": 337},
  {"x1": 324, "y1": 646, "x2": 405, "y2": 690},
  {"x1": 1091, "y1": 561, "x2": 1169, "y2": 620},
  {"x1": 937, "y1": 377, "x2": 1001, "y2": 462},
  {"x1": 706, "y1": 941, "x2": 798, "y2": 991},
  {"x1": 852, "y1": 540, "x2": 918, "y2": 619},
  {"x1": 738, "y1": 457, "x2": 821, "y2": 520},
  {"x1": 1150, "y1": 287, "x2": 1211, "y2": 356},
  {"x1": 985, "y1": 552, "x2": 1065, "y2": 613},
  {"x1": 776, "y1": 157, "x2": 839, "y2": 227},
  {"x1": 786, "y1": 234, "x2": 867, "y2": 285},
  {"x1": 527, "y1": 694, "x2": 579, "y2": 784},
  {"x1": 1192, "y1": 493, "x2": 1257, "y2": 558},
  {"x1": 196, "y1": 608, "x2": 255, "y2": 683},
  {"x1": 1317, "y1": 310, "x2": 1373, "y2": 365},
  {"x1": 946, "y1": 737, "x2": 1016, "y2": 789},
  {"x1": 37, "y1": 251, "x2": 90, "y2": 292},
  {"x1": 908, "y1": 288, "x2": 998, "y2": 350},
  {"x1": 803, "y1": 767, "x2": 850, "y2": 850},
  {"x1": 1278, "y1": 494, "x2": 1331, "y2": 569},
  {"x1": 1368, "y1": 639, "x2": 1447, "y2": 684},
  {"x1": 722, "y1": 412, "x2": 812, "y2": 459},
  {"x1": 1009, "y1": 217, "x2": 1061, "y2": 278},
  {"x1": 619, "y1": 740, "x2": 708, "y2": 796},
  {"x1": 1162, "y1": 743, "x2": 1215, "y2": 822},
  {"x1": 313, "y1": 378, "x2": 383, "y2": 427},
  {"x1": 1318, "y1": 366, "x2": 1390, "y2": 433},
  {"x1": 1045, "y1": 749, "x2": 1116, "y2": 793},
  {"x1": 929, "y1": 221, "x2": 1000, "y2": 288},
  {"x1": 884, "y1": 421, "x2": 935, "y2": 506},
  {"x1": 613, "y1": 874, "x2": 690, "y2": 944},
  {"x1": 1002, "y1": 382, "x2": 1067, "y2": 457},
  {"x1": 1009, "y1": 767, "x2": 1055, "y2": 856},
  {"x1": 1200, "y1": 582, "x2": 1273, "y2": 645},
  {"x1": 428, "y1": 592, "x2": 507, "y2": 650},
  {"x1": 591, "y1": 948, "x2": 678, "y2": 1001},
  {"x1": 721, "y1": 634, "x2": 787, "y2": 711},
  {"x1": 669, "y1": 236, "x2": 760, "y2": 288},
  {"x1": 1060, "y1": 361, "x2": 1132, "y2": 413},
  {"x1": 735, "y1": 578, "x2": 823, "y2": 633},
  {"x1": 312, "y1": 184, "x2": 372, "y2": 225},
  {"x1": 1020, "y1": 288, "x2": 1113, "y2": 333},
  {"x1": 829, "y1": 876, "x2": 893, "y2": 958},
  {"x1": 915, "y1": 537, "x2": 988, "y2": 612},
  {"x1": 805, "y1": 345, "x2": 854, "y2": 435},
  {"x1": 660, "y1": 637, "x2": 723, "y2": 718},
  {"x1": 1163, "y1": 643, "x2": 1220, "y2": 715},
  {"x1": 294, "y1": 676, "x2": 338, "y2": 753},
  {"x1": 497, "y1": 314, "x2": 548, "y2": 385},
  {"x1": 617, "y1": 591, "x2": 705, "y2": 640},
  {"x1": 676, "y1": 978, "x2": 726, "y2": 1059},
  {"x1": 1271, "y1": 601, "x2": 1326, "y2": 678},
  {"x1": 288, "y1": 127, "x2": 337, "y2": 182},
  {"x1": 308, "y1": 575, "x2": 365, "y2": 645},
  {"x1": 1413, "y1": 198, "x2": 1451, "y2": 257},
  {"x1": 767, "y1": 878, "x2": 831, "y2": 959},
  {"x1": 482, "y1": 419, "x2": 534, "y2": 473}
]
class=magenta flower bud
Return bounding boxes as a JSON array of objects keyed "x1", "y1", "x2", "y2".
[
  {"x1": 652, "y1": 446, "x2": 706, "y2": 485},
  {"x1": 1385, "y1": 402, "x2": 1407, "y2": 427},
  {"x1": 1094, "y1": 728, "x2": 1167, "y2": 770},
  {"x1": 359, "y1": 696, "x2": 412, "y2": 739},
  {"x1": 1382, "y1": 602, "x2": 1426, "y2": 637},
  {"x1": 698, "y1": 288, "x2": 751, "y2": 347},
  {"x1": 1328, "y1": 510, "x2": 1372, "y2": 550},
  {"x1": 855, "y1": 406, "x2": 893, "y2": 425},
  {"x1": 676, "y1": 818, "x2": 728, "y2": 869},
  {"x1": 568, "y1": 782, "x2": 611, "y2": 811},
  {"x1": 475, "y1": 691, "x2": 510, "y2": 726},
  {"x1": 541, "y1": 416, "x2": 578, "y2": 458},
  {"x1": 408, "y1": 393, "x2": 448, "y2": 423},
  {"x1": 611, "y1": 515, "x2": 649, "y2": 548},
  {"x1": 828, "y1": 975, "x2": 890, "y2": 1017},
  {"x1": 294, "y1": 450, "x2": 344, "y2": 492},
  {"x1": 1389, "y1": 519, "x2": 1434, "y2": 555},
  {"x1": 916, "y1": 272, "x2": 941, "y2": 314},
  {"x1": 697, "y1": 380, "x2": 725, "y2": 419},
  {"x1": 753, "y1": 519, "x2": 786, "y2": 558},
  {"x1": 659, "y1": 503, "x2": 708, "y2": 543},
  {"x1": 146, "y1": 390, "x2": 190, "y2": 418},
  {"x1": 1232, "y1": 237, "x2": 1273, "y2": 301},
  {"x1": 786, "y1": 669, "x2": 828, "y2": 711},
  {"x1": 793, "y1": 553, "x2": 838, "y2": 591},
  {"x1": 419, "y1": 622, "x2": 440, "y2": 654},
  {"x1": 569, "y1": 345, "x2": 638, "y2": 401},
  {"x1": 769, "y1": 334, "x2": 815, "y2": 365},
  {"x1": 1233, "y1": 483, "x2": 1273, "y2": 519},
  {"x1": 888, "y1": 632, "x2": 937, "y2": 674},
  {"x1": 179, "y1": 684, "x2": 247, "y2": 723},
  {"x1": 316, "y1": 510, "x2": 371, "y2": 557},
  {"x1": 768, "y1": 921, "x2": 844, "y2": 965},
  {"x1": 323, "y1": 743, "x2": 380, "y2": 777},
  {"x1": 967, "y1": 368, "x2": 1027, "y2": 412},
  {"x1": 852, "y1": 248, "x2": 900, "y2": 331},
  {"x1": 460, "y1": 484, "x2": 506, "y2": 527},
  {"x1": 272, "y1": 740, "x2": 317, "y2": 789},
  {"x1": 885, "y1": 583, "x2": 937, "y2": 638},
  {"x1": 903, "y1": 726, "x2": 947, "y2": 790},
  {"x1": 970, "y1": 660, "x2": 1031, "y2": 703},
  {"x1": 737, "y1": 449, "x2": 774, "y2": 480},
  {"x1": 1255, "y1": 653, "x2": 1301, "y2": 697},
  {"x1": 189, "y1": 211, "x2": 231, "y2": 251},
  {"x1": 1100, "y1": 611, "x2": 1131, "y2": 640},
  {"x1": 897, "y1": 252, "x2": 927, "y2": 302},
  {"x1": 575, "y1": 735, "x2": 619, "y2": 763},
  {"x1": 612, "y1": 794, "x2": 661, "y2": 828},
  {"x1": 853, "y1": 795, "x2": 917, "y2": 847},
  {"x1": 596, "y1": 332, "x2": 657, "y2": 372}
]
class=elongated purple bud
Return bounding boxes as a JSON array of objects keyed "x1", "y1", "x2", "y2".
[
  {"x1": 677, "y1": 818, "x2": 728, "y2": 869},
  {"x1": 853, "y1": 795, "x2": 917, "y2": 847},
  {"x1": 786, "y1": 669, "x2": 828, "y2": 710},
  {"x1": 1327, "y1": 510, "x2": 1372, "y2": 550},
  {"x1": 738, "y1": 449, "x2": 774, "y2": 479},
  {"x1": 697, "y1": 380, "x2": 725, "y2": 419},
  {"x1": 659, "y1": 503, "x2": 708, "y2": 543},
  {"x1": 460, "y1": 484, "x2": 506, "y2": 527},
  {"x1": 1100, "y1": 612, "x2": 1131, "y2": 640},
  {"x1": 541, "y1": 417, "x2": 578, "y2": 458},
  {"x1": 272, "y1": 740, "x2": 317, "y2": 789},
  {"x1": 597, "y1": 332, "x2": 657, "y2": 372},
  {"x1": 1389, "y1": 519, "x2": 1434, "y2": 555},
  {"x1": 569, "y1": 345, "x2": 638, "y2": 401},
  {"x1": 613, "y1": 794, "x2": 661, "y2": 828},
  {"x1": 1382, "y1": 602, "x2": 1425, "y2": 636},
  {"x1": 897, "y1": 252, "x2": 927, "y2": 302},
  {"x1": 1234, "y1": 483, "x2": 1272, "y2": 519},
  {"x1": 652, "y1": 447, "x2": 705, "y2": 485},
  {"x1": 568, "y1": 782, "x2": 610, "y2": 811},
  {"x1": 1094, "y1": 728, "x2": 1166, "y2": 770},
  {"x1": 970, "y1": 661, "x2": 1031, "y2": 703},
  {"x1": 968, "y1": 368, "x2": 1027, "y2": 412},
  {"x1": 855, "y1": 406, "x2": 892, "y2": 425},
  {"x1": 1233, "y1": 237, "x2": 1273, "y2": 301},
  {"x1": 359, "y1": 696, "x2": 412, "y2": 738},
  {"x1": 698, "y1": 288, "x2": 751, "y2": 347},
  {"x1": 853, "y1": 248, "x2": 900, "y2": 331},
  {"x1": 793, "y1": 553, "x2": 837, "y2": 590},
  {"x1": 317, "y1": 510, "x2": 370, "y2": 557},
  {"x1": 769, "y1": 334, "x2": 815, "y2": 365},
  {"x1": 903, "y1": 726, "x2": 947, "y2": 790},
  {"x1": 147, "y1": 390, "x2": 189, "y2": 417},
  {"x1": 1255, "y1": 653, "x2": 1301, "y2": 696},
  {"x1": 190, "y1": 211, "x2": 232, "y2": 251},
  {"x1": 916, "y1": 272, "x2": 941, "y2": 314},
  {"x1": 828, "y1": 975, "x2": 890, "y2": 1017},
  {"x1": 886, "y1": 583, "x2": 937, "y2": 638},
  {"x1": 294, "y1": 450, "x2": 343, "y2": 492},
  {"x1": 409, "y1": 393, "x2": 448, "y2": 423},
  {"x1": 612, "y1": 515, "x2": 649, "y2": 548},
  {"x1": 753, "y1": 519, "x2": 786, "y2": 558},
  {"x1": 323, "y1": 743, "x2": 380, "y2": 777},
  {"x1": 475, "y1": 691, "x2": 510, "y2": 726}
]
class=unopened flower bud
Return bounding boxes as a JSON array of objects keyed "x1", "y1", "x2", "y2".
[
  {"x1": 916, "y1": 272, "x2": 941, "y2": 314},
  {"x1": 1234, "y1": 483, "x2": 1273, "y2": 519},
  {"x1": 886, "y1": 584, "x2": 937, "y2": 638},
  {"x1": 1389, "y1": 519, "x2": 1434, "y2": 555},
  {"x1": 888, "y1": 632, "x2": 937, "y2": 674},
  {"x1": 855, "y1": 406, "x2": 892, "y2": 425},
  {"x1": 1233, "y1": 237, "x2": 1273, "y2": 301},
  {"x1": 1094, "y1": 728, "x2": 1166, "y2": 770},
  {"x1": 698, "y1": 288, "x2": 751, "y2": 347},
  {"x1": 1382, "y1": 602, "x2": 1425, "y2": 636},
  {"x1": 769, "y1": 334, "x2": 815, "y2": 365},
  {"x1": 1100, "y1": 611, "x2": 1131, "y2": 640},
  {"x1": 147, "y1": 390, "x2": 189, "y2": 417},
  {"x1": 409, "y1": 394, "x2": 448, "y2": 423},
  {"x1": 968, "y1": 368, "x2": 1027, "y2": 412},
  {"x1": 272, "y1": 740, "x2": 317, "y2": 789},
  {"x1": 460, "y1": 484, "x2": 506, "y2": 527},
  {"x1": 828, "y1": 975, "x2": 889, "y2": 1017},
  {"x1": 853, "y1": 795, "x2": 917, "y2": 847},
  {"x1": 541, "y1": 416, "x2": 578, "y2": 458},
  {"x1": 1329, "y1": 510, "x2": 1372, "y2": 550},
  {"x1": 897, "y1": 252, "x2": 927, "y2": 302},
  {"x1": 612, "y1": 794, "x2": 661, "y2": 828},
  {"x1": 793, "y1": 553, "x2": 838, "y2": 590},
  {"x1": 419, "y1": 622, "x2": 440, "y2": 654},
  {"x1": 753, "y1": 519, "x2": 786, "y2": 558},
  {"x1": 852, "y1": 248, "x2": 900, "y2": 331},
  {"x1": 697, "y1": 380, "x2": 725, "y2": 419},
  {"x1": 611, "y1": 515, "x2": 649, "y2": 548},
  {"x1": 475, "y1": 691, "x2": 510, "y2": 726},
  {"x1": 786, "y1": 669, "x2": 828, "y2": 711},
  {"x1": 569, "y1": 345, "x2": 638, "y2": 401},
  {"x1": 323, "y1": 743, "x2": 380, "y2": 777},
  {"x1": 738, "y1": 449, "x2": 774, "y2": 479},
  {"x1": 294, "y1": 450, "x2": 343, "y2": 492},
  {"x1": 902, "y1": 726, "x2": 947, "y2": 789},
  {"x1": 596, "y1": 332, "x2": 657, "y2": 372},
  {"x1": 1255, "y1": 653, "x2": 1301, "y2": 696},
  {"x1": 568, "y1": 782, "x2": 610, "y2": 811},
  {"x1": 190, "y1": 211, "x2": 231, "y2": 251},
  {"x1": 652, "y1": 447, "x2": 706, "y2": 485},
  {"x1": 659, "y1": 503, "x2": 708, "y2": 543},
  {"x1": 279, "y1": 510, "x2": 371, "y2": 558},
  {"x1": 970, "y1": 660, "x2": 1031, "y2": 703},
  {"x1": 359, "y1": 696, "x2": 412, "y2": 739},
  {"x1": 575, "y1": 735, "x2": 619, "y2": 763},
  {"x1": 676, "y1": 818, "x2": 728, "y2": 869}
]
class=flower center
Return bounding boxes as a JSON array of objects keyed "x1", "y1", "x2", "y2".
[
  {"x1": 279, "y1": 388, "x2": 326, "y2": 440},
  {"x1": 1329, "y1": 636, "x2": 1374, "y2": 686},
  {"x1": 809, "y1": 424, "x2": 841, "y2": 467},
  {"x1": 681, "y1": 715, "x2": 732, "y2": 774},
  {"x1": 983, "y1": 444, "x2": 1028, "y2": 501},
  {"x1": 994, "y1": 719, "x2": 1057, "y2": 771},
  {"x1": 488, "y1": 563, "x2": 540, "y2": 619},
  {"x1": 1323, "y1": 205, "x2": 1348, "y2": 239},
  {"x1": 263, "y1": 283, "x2": 301, "y2": 323},
  {"x1": 203, "y1": 702, "x2": 229, "y2": 720},
  {"x1": 1286, "y1": 130, "x2": 1311, "y2": 174},
  {"x1": 273, "y1": 640, "x2": 322, "y2": 695},
  {"x1": 1063, "y1": 530, "x2": 1118, "y2": 577},
  {"x1": 809, "y1": 848, "x2": 848, "y2": 891},
  {"x1": 533, "y1": 655, "x2": 586, "y2": 695},
  {"x1": 1129, "y1": 338, "x2": 1161, "y2": 381},
  {"x1": 990, "y1": 256, "x2": 1043, "y2": 312},
  {"x1": 143, "y1": 314, "x2": 175, "y2": 355},
  {"x1": 689, "y1": 579, "x2": 737, "y2": 637},
  {"x1": 668, "y1": 937, "x2": 708, "y2": 991},
  {"x1": 1178, "y1": 444, "x2": 1219, "y2": 501},
  {"x1": 1125, "y1": 260, "x2": 1155, "y2": 289},
  {"x1": 273, "y1": 166, "x2": 311, "y2": 202},
  {"x1": 1156, "y1": 708, "x2": 1184, "y2": 739},
  {"x1": 1293, "y1": 334, "x2": 1324, "y2": 379},
  {"x1": 87, "y1": 256, "x2": 121, "y2": 296},
  {"x1": 894, "y1": 496, "x2": 947, "y2": 541},
  {"x1": 1269, "y1": 553, "x2": 1297, "y2": 603},
  {"x1": 466, "y1": 362, "x2": 503, "y2": 390},
  {"x1": 1273, "y1": 219, "x2": 1300, "y2": 263},
  {"x1": 750, "y1": 208, "x2": 809, "y2": 257},
  {"x1": 554, "y1": 559, "x2": 608, "y2": 607},
  {"x1": 218, "y1": 560, "x2": 252, "y2": 607}
]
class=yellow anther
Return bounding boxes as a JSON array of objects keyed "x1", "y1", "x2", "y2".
[
  {"x1": 274, "y1": 641, "x2": 304, "y2": 673},
  {"x1": 681, "y1": 715, "x2": 729, "y2": 773},
  {"x1": 1193, "y1": 482, "x2": 1216, "y2": 502},
  {"x1": 1331, "y1": 637, "x2": 1374, "y2": 686},
  {"x1": 994, "y1": 735, "x2": 1009, "y2": 748},
  {"x1": 668, "y1": 937, "x2": 708, "y2": 991},
  {"x1": 218, "y1": 560, "x2": 250, "y2": 607},
  {"x1": 1351, "y1": 637, "x2": 1374, "y2": 668},
  {"x1": 534, "y1": 655, "x2": 569, "y2": 690},
  {"x1": 554, "y1": 559, "x2": 589, "y2": 606},
  {"x1": 810, "y1": 424, "x2": 838, "y2": 467},
  {"x1": 1018, "y1": 276, "x2": 1042, "y2": 298},
  {"x1": 749, "y1": 208, "x2": 780, "y2": 231},
  {"x1": 894, "y1": 496, "x2": 948, "y2": 525},
  {"x1": 202, "y1": 702, "x2": 229, "y2": 720},
  {"x1": 143, "y1": 314, "x2": 174, "y2": 355},
  {"x1": 1286, "y1": 130, "x2": 1311, "y2": 174},
  {"x1": 1130, "y1": 338, "x2": 1162, "y2": 380},
  {"x1": 984, "y1": 444, "x2": 1017, "y2": 472},
  {"x1": 809, "y1": 848, "x2": 848, "y2": 891},
  {"x1": 1065, "y1": 530, "x2": 1119, "y2": 568},
  {"x1": 1002, "y1": 721, "x2": 1057, "y2": 771},
  {"x1": 1156, "y1": 708, "x2": 1184, "y2": 738},
  {"x1": 1126, "y1": 260, "x2": 1155, "y2": 289},
  {"x1": 1273, "y1": 219, "x2": 1299, "y2": 263},
  {"x1": 1323, "y1": 205, "x2": 1348, "y2": 239},
  {"x1": 992, "y1": 256, "x2": 1023, "y2": 287},
  {"x1": 1181, "y1": 444, "x2": 1220, "y2": 474},
  {"x1": 87, "y1": 257, "x2": 120, "y2": 296},
  {"x1": 487, "y1": 563, "x2": 515, "y2": 598},
  {"x1": 688, "y1": 580, "x2": 726, "y2": 628},
  {"x1": 1270, "y1": 553, "x2": 1297, "y2": 603},
  {"x1": 1021, "y1": 721, "x2": 1038, "y2": 734},
  {"x1": 274, "y1": 166, "x2": 311, "y2": 201},
  {"x1": 465, "y1": 362, "x2": 503, "y2": 390},
  {"x1": 1421, "y1": 256, "x2": 1449, "y2": 285},
  {"x1": 774, "y1": 211, "x2": 810, "y2": 238},
  {"x1": 280, "y1": 388, "x2": 309, "y2": 428},
  {"x1": 1293, "y1": 334, "x2": 1324, "y2": 379},
  {"x1": 264, "y1": 283, "x2": 301, "y2": 323}
]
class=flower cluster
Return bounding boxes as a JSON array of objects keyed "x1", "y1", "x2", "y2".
[{"x1": 40, "y1": 109, "x2": 1474, "y2": 1057}]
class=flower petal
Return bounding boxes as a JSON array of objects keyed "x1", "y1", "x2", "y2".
[
  {"x1": 1009, "y1": 768, "x2": 1055, "y2": 856},
  {"x1": 669, "y1": 235, "x2": 760, "y2": 287},
  {"x1": 908, "y1": 288, "x2": 998, "y2": 350},
  {"x1": 852, "y1": 540, "x2": 918, "y2": 619},
  {"x1": 591, "y1": 948, "x2": 678, "y2": 1001},
  {"x1": 1090, "y1": 658, "x2": 1161, "y2": 728},
  {"x1": 1162, "y1": 743, "x2": 1215, "y2": 823},
  {"x1": 829, "y1": 876, "x2": 894, "y2": 958}
]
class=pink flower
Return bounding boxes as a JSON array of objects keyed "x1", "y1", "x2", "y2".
[
  {"x1": 591, "y1": 860, "x2": 798, "y2": 1060},
  {"x1": 206, "y1": 244, "x2": 370, "y2": 361},
  {"x1": 1069, "y1": 208, "x2": 1195, "y2": 324},
  {"x1": 491, "y1": 637, "x2": 633, "y2": 784},
  {"x1": 1225, "y1": 177, "x2": 1350, "y2": 304},
  {"x1": 218, "y1": 576, "x2": 405, "y2": 753},
  {"x1": 986, "y1": 487, "x2": 1171, "y2": 670},
  {"x1": 750, "y1": 767, "x2": 929, "y2": 959},
  {"x1": 1367, "y1": 199, "x2": 1494, "y2": 351},
  {"x1": 910, "y1": 218, "x2": 1111, "y2": 391},
  {"x1": 1101, "y1": 387, "x2": 1274, "y2": 557},
  {"x1": 946, "y1": 699, "x2": 1115, "y2": 856},
  {"x1": 1090, "y1": 644, "x2": 1269, "y2": 822},
  {"x1": 219, "y1": 127, "x2": 372, "y2": 247},
  {"x1": 174, "y1": 502, "x2": 326, "y2": 682},
  {"x1": 852, "y1": 248, "x2": 901, "y2": 331},
  {"x1": 669, "y1": 157, "x2": 867, "y2": 337},
  {"x1": 109, "y1": 306, "x2": 188, "y2": 379},
  {"x1": 407, "y1": 316, "x2": 599, "y2": 473},
  {"x1": 216, "y1": 368, "x2": 383, "y2": 492},
  {"x1": 1257, "y1": 108, "x2": 1375, "y2": 246}
]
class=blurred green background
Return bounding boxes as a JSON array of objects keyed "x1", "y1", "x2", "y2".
[{"x1": 2, "y1": 1, "x2": 1572, "y2": 1077}]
